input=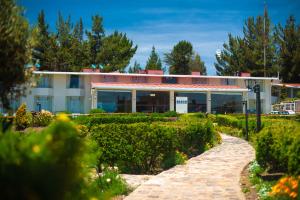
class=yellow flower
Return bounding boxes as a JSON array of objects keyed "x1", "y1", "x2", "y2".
[
  {"x1": 32, "y1": 145, "x2": 40, "y2": 154},
  {"x1": 90, "y1": 197, "x2": 98, "y2": 200},
  {"x1": 56, "y1": 113, "x2": 70, "y2": 122},
  {"x1": 290, "y1": 192, "x2": 297, "y2": 198}
]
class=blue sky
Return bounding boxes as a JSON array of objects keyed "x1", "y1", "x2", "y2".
[{"x1": 19, "y1": 0, "x2": 300, "y2": 75}]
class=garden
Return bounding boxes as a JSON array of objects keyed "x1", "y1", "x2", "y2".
[{"x1": 0, "y1": 104, "x2": 221, "y2": 199}]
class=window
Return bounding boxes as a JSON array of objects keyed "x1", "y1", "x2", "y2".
[
  {"x1": 131, "y1": 76, "x2": 148, "y2": 83},
  {"x1": 162, "y1": 77, "x2": 177, "y2": 84},
  {"x1": 136, "y1": 91, "x2": 169, "y2": 113},
  {"x1": 97, "y1": 90, "x2": 131, "y2": 112},
  {"x1": 69, "y1": 75, "x2": 80, "y2": 88},
  {"x1": 66, "y1": 96, "x2": 83, "y2": 113},
  {"x1": 103, "y1": 75, "x2": 118, "y2": 82},
  {"x1": 175, "y1": 92, "x2": 207, "y2": 112},
  {"x1": 247, "y1": 80, "x2": 265, "y2": 92},
  {"x1": 221, "y1": 79, "x2": 236, "y2": 86},
  {"x1": 34, "y1": 96, "x2": 52, "y2": 112},
  {"x1": 192, "y1": 78, "x2": 208, "y2": 85},
  {"x1": 37, "y1": 75, "x2": 52, "y2": 88},
  {"x1": 211, "y1": 93, "x2": 242, "y2": 114},
  {"x1": 0, "y1": 97, "x2": 20, "y2": 113}
]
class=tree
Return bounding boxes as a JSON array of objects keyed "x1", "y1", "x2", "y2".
[
  {"x1": 128, "y1": 61, "x2": 142, "y2": 73},
  {"x1": 215, "y1": 34, "x2": 246, "y2": 75},
  {"x1": 189, "y1": 53, "x2": 207, "y2": 75},
  {"x1": 215, "y1": 9, "x2": 277, "y2": 77},
  {"x1": 145, "y1": 46, "x2": 162, "y2": 70},
  {"x1": 165, "y1": 41, "x2": 193, "y2": 75},
  {"x1": 0, "y1": 0, "x2": 29, "y2": 109},
  {"x1": 275, "y1": 15, "x2": 300, "y2": 83},
  {"x1": 86, "y1": 15, "x2": 105, "y2": 66},
  {"x1": 97, "y1": 31, "x2": 137, "y2": 72},
  {"x1": 33, "y1": 10, "x2": 50, "y2": 70}
]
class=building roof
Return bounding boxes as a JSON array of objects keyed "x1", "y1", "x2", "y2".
[
  {"x1": 91, "y1": 82, "x2": 248, "y2": 92},
  {"x1": 33, "y1": 71, "x2": 278, "y2": 80},
  {"x1": 273, "y1": 83, "x2": 300, "y2": 88}
]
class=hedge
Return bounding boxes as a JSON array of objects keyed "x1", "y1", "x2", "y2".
[
  {"x1": 90, "y1": 120, "x2": 217, "y2": 174},
  {"x1": 255, "y1": 120, "x2": 300, "y2": 175}
]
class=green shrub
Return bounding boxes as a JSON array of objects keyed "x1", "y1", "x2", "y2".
[
  {"x1": 15, "y1": 103, "x2": 32, "y2": 130},
  {"x1": 90, "y1": 108, "x2": 105, "y2": 114},
  {"x1": 255, "y1": 120, "x2": 300, "y2": 175},
  {"x1": 90, "y1": 120, "x2": 217, "y2": 174},
  {"x1": 0, "y1": 116, "x2": 103, "y2": 199},
  {"x1": 215, "y1": 114, "x2": 240, "y2": 128},
  {"x1": 0, "y1": 116, "x2": 14, "y2": 132},
  {"x1": 32, "y1": 110, "x2": 54, "y2": 127}
]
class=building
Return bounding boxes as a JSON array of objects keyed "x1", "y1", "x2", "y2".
[{"x1": 0, "y1": 69, "x2": 279, "y2": 114}]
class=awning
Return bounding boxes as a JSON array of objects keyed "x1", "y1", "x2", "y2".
[{"x1": 91, "y1": 82, "x2": 248, "y2": 92}]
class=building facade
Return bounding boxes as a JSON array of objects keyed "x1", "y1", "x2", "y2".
[{"x1": 0, "y1": 70, "x2": 278, "y2": 114}]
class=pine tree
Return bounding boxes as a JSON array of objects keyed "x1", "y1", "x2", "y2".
[
  {"x1": 86, "y1": 15, "x2": 104, "y2": 67},
  {"x1": 275, "y1": 15, "x2": 300, "y2": 83},
  {"x1": 189, "y1": 53, "x2": 207, "y2": 75},
  {"x1": 0, "y1": 0, "x2": 29, "y2": 109},
  {"x1": 128, "y1": 61, "x2": 141, "y2": 73},
  {"x1": 97, "y1": 31, "x2": 137, "y2": 72},
  {"x1": 145, "y1": 46, "x2": 162, "y2": 70},
  {"x1": 165, "y1": 40, "x2": 193, "y2": 75}
]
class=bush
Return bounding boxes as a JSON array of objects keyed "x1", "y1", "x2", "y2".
[
  {"x1": 15, "y1": 103, "x2": 32, "y2": 130},
  {"x1": 32, "y1": 110, "x2": 54, "y2": 127},
  {"x1": 255, "y1": 120, "x2": 300, "y2": 175},
  {"x1": 90, "y1": 108, "x2": 105, "y2": 114},
  {"x1": 0, "y1": 115, "x2": 103, "y2": 199},
  {"x1": 90, "y1": 120, "x2": 217, "y2": 174},
  {"x1": 0, "y1": 116, "x2": 14, "y2": 132}
]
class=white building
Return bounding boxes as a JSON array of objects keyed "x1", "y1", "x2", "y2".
[{"x1": 0, "y1": 70, "x2": 279, "y2": 114}]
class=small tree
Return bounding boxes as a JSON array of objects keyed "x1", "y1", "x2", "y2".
[
  {"x1": 189, "y1": 53, "x2": 207, "y2": 75},
  {"x1": 0, "y1": 0, "x2": 29, "y2": 110},
  {"x1": 128, "y1": 61, "x2": 142, "y2": 73},
  {"x1": 145, "y1": 46, "x2": 162, "y2": 70},
  {"x1": 15, "y1": 103, "x2": 32, "y2": 130}
]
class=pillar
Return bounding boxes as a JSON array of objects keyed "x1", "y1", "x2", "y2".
[
  {"x1": 207, "y1": 91, "x2": 211, "y2": 113},
  {"x1": 132, "y1": 90, "x2": 136, "y2": 113},
  {"x1": 91, "y1": 89, "x2": 97, "y2": 109},
  {"x1": 170, "y1": 90, "x2": 175, "y2": 111}
]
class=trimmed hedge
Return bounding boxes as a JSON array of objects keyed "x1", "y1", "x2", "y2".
[
  {"x1": 90, "y1": 120, "x2": 216, "y2": 174},
  {"x1": 255, "y1": 120, "x2": 300, "y2": 175}
]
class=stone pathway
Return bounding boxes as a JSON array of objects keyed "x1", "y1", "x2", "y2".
[{"x1": 124, "y1": 134, "x2": 255, "y2": 200}]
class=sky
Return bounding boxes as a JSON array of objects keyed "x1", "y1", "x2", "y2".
[{"x1": 19, "y1": 0, "x2": 300, "y2": 75}]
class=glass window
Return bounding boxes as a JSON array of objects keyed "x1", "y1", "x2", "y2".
[
  {"x1": 34, "y1": 96, "x2": 52, "y2": 112},
  {"x1": 37, "y1": 75, "x2": 52, "y2": 88},
  {"x1": 103, "y1": 75, "x2": 118, "y2": 82},
  {"x1": 211, "y1": 93, "x2": 242, "y2": 114},
  {"x1": 66, "y1": 96, "x2": 83, "y2": 113},
  {"x1": 69, "y1": 75, "x2": 80, "y2": 88},
  {"x1": 136, "y1": 91, "x2": 169, "y2": 113},
  {"x1": 175, "y1": 92, "x2": 207, "y2": 112},
  {"x1": 247, "y1": 80, "x2": 265, "y2": 92},
  {"x1": 97, "y1": 90, "x2": 131, "y2": 112},
  {"x1": 131, "y1": 76, "x2": 148, "y2": 83},
  {"x1": 192, "y1": 78, "x2": 208, "y2": 85},
  {"x1": 221, "y1": 79, "x2": 236, "y2": 85},
  {"x1": 162, "y1": 77, "x2": 177, "y2": 84}
]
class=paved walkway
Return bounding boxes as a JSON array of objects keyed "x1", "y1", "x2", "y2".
[{"x1": 124, "y1": 134, "x2": 255, "y2": 200}]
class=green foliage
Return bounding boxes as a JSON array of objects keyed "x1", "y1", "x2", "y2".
[
  {"x1": 97, "y1": 31, "x2": 137, "y2": 72},
  {"x1": 215, "y1": 9, "x2": 278, "y2": 77},
  {"x1": 15, "y1": 103, "x2": 32, "y2": 130},
  {"x1": 89, "y1": 119, "x2": 217, "y2": 174},
  {"x1": 145, "y1": 46, "x2": 162, "y2": 70},
  {"x1": 255, "y1": 120, "x2": 300, "y2": 175},
  {"x1": 89, "y1": 108, "x2": 105, "y2": 114},
  {"x1": 32, "y1": 110, "x2": 54, "y2": 127},
  {"x1": 0, "y1": 118, "x2": 103, "y2": 199},
  {"x1": 165, "y1": 40, "x2": 193, "y2": 75},
  {"x1": 189, "y1": 53, "x2": 207, "y2": 75},
  {"x1": 275, "y1": 15, "x2": 300, "y2": 83},
  {"x1": 0, "y1": 116, "x2": 14, "y2": 132},
  {"x1": 0, "y1": 0, "x2": 29, "y2": 109},
  {"x1": 128, "y1": 61, "x2": 142, "y2": 73}
]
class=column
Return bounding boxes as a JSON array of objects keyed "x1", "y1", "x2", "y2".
[
  {"x1": 91, "y1": 89, "x2": 97, "y2": 109},
  {"x1": 169, "y1": 90, "x2": 175, "y2": 111},
  {"x1": 242, "y1": 91, "x2": 248, "y2": 114},
  {"x1": 132, "y1": 90, "x2": 136, "y2": 113},
  {"x1": 207, "y1": 91, "x2": 211, "y2": 113}
]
